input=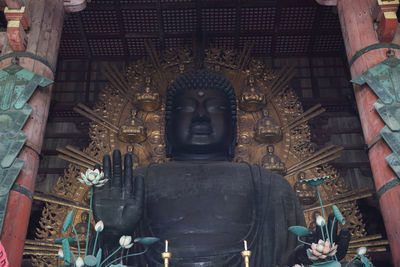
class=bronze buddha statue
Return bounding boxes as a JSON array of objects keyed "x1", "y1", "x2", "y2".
[
  {"x1": 133, "y1": 76, "x2": 161, "y2": 112},
  {"x1": 261, "y1": 145, "x2": 286, "y2": 175},
  {"x1": 239, "y1": 74, "x2": 266, "y2": 112},
  {"x1": 254, "y1": 108, "x2": 282, "y2": 144},
  {"x1": 93, "y1": 70, "x2": 348, "y2": 266},
  {"x1": 118, "y1": 108, "x2": 147, "y2": 143}
]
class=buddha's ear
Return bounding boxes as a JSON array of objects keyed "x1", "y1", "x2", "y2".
[
  {"x1": 228, "y1": 123, "x2": 237, "y2": 159},
  {"x1": 164, "y1": 123, "x2": 173, "y2": 158}
]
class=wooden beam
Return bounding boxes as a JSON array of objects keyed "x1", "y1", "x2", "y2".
[
  {"x1": 114, "y1": 0, "x2": 129, "y2": 59},
  {"x1": 156, "y1": 0, "x2": 165, "y2": 50},
  {"x1": 38, "y1": 168, "x2": 67, "y2": 175}
]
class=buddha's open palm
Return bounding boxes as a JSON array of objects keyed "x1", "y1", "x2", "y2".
[{"x1": 93, "y1": 150, "x2": 144, "y2": 239}]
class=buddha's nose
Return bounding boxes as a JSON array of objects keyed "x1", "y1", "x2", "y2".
[
  {"x1": 192, "y1": 105, "x2": 211, "y2": 123},
  {"x1": 195, "y1": 104, "x2": 208, "y2": 119}
]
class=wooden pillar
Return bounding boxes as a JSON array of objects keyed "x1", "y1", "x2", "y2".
[
  {"x1": 318, "y1": 0, "x2": 400, "y2": 265},
  {"x1": 0, "y1": 0, "x2": 64, "y2": 266}
]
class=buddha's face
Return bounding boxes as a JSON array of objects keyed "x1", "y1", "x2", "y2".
[{"x1": 168, "y1": 89, "x2": 233, "y2": 157}]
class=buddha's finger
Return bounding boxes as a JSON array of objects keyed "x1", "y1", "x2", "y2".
[
  {"x1": 133, "y1": 175, "x2": 144, "y2": 203},
  {"x1": 124, "y1": 153, "x2": 133, "y2": 195},
  {"x1": 112, "y1": 150, "x2": 123, "y2": 188},
  {"x1": 103, "y1": 154, "x2": 112, "y2": 189}
]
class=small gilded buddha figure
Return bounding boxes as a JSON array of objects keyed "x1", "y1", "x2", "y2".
[
  {"x1": 239, "y1": 74, "x2": 266, "y2": 112},
  {"x1": 294, "y1": 172, "x2": 318, "y2": 205},
  {"x1": 261, "y1": 145, "x2": 286, "y2": 175},
  {"x1": 133, "y1": 76, "x2": 161, "y2": 112},
  {"x1": 254, "y1": 108, "x2": 282, "y2": 144},
  {"x1": 117, "y1": 108, "x2": 147, "y2": 143}
]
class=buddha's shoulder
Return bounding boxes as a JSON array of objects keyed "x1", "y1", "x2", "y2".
[{"x1": 251, "y1": 164, "x2": 294, "y2": 192}]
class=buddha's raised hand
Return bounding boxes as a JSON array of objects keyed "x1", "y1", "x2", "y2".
[{"x1": 93, "y1": 150, "x2": 144, "y2": 242}]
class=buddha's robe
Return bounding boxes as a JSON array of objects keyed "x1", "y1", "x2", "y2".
[{"x1": 131, "y1": 161, "x2": 305, "y2": 267}]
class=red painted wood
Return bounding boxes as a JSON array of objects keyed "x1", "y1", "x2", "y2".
[
  {"x1": 4, "y1": 7, "x2": 31, "y2": 30},
  {"x1": 6, "y1": 21, "x2": 26, "y2": 52},
  {"x1": 0, "y1": 0, "x2": 64, "y2": 266},
  {"x1": 377, "y1": 13, "x2": 398, "y2": 42},
  {"x1": 5, "y1": 0, "x2": 22, "y2": 9},
  {"x1": 335, "y1": 0, "x2": 400, "y2": 265}
]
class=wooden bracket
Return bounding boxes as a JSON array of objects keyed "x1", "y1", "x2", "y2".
[
  {"x1": 4, "y1": 5, "x2": 30, "y2": 52},
  {"x1": 373, "y1": 0, "x2": 399, "y2": 42},
  {"x1": 4, "y1": 6, "x2": 30, "y2": 30},
  {"x1": 7, "y1": 20, "x2": 27, "y2": 52}
]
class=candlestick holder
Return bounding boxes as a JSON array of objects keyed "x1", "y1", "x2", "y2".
[
  {"x1": 162, "y1": 251, "x2": 172, "y2": 267},
  {"x1": 241, "y1": 250, "x2": 251, "y2": 267}
]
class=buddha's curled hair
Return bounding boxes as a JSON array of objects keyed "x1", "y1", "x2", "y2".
[{"x1": 165, "y1": 69, "x2": 237, "y2": 158}]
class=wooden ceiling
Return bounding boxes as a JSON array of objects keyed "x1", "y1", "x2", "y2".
[{"x1": 59, "y1": 0, "x2": 344, "y2": 59}]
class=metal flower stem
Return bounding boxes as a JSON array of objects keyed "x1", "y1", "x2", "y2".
[
  {"x1": 320, "y1": 225, "x2": 326, "y2": 242},
  {"x1": 316, "y1": 186, "x2": 330, "y2": 241},
  {"x1": 85, "y1": 186, "x2": 93, "y2": 257},
  {"x1": 330, "y1": 217, "x2": 338, "y2": 261},
  {"x1": 100, "y1": 246, "x2": 122, "y2": 267},
  {"x1": 329, "y1": 217, "x2": 336, "y2": 242},
  {"x1": 105, "y1": 248, "x2": 149, "y2": 267},
  {"x1": 92, "y1": 229, "x2": 100, "y2": 256},
  {"x1": 120, "y1": 247, "x2": 124, "y2": 264},
  {"x1": 70, "y1": 249, "x2": 77, "y2": 265},
  {"x1": 297, "y1": 236, "x2": 312, "y2": 246},
  {"x1": 344, "y1": 255, "x2": 358, "y2": 267},
  {"x1": 72, "y1": 224, "x2": 81, "y2": 258}
]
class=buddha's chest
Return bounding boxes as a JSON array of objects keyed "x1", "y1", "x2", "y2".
[{"x1": 143, "y1": 162, "x2": 255, "y2": 250}]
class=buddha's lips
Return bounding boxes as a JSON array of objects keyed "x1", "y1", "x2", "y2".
[{"x1": 189, "y1": 123, "x2": 212, "y2": 135}]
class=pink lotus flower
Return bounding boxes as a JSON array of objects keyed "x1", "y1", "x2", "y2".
[{"x1": 307, "y1": 239, "x2": 337, "y2": 260}]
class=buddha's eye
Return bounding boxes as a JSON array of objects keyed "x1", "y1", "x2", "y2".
[
  {"x1": 205, "y1": 97, "x2": 228, "y2": 113},
  {"x1": 207, "y1": 104, "x2": 228, "y2": 113},
  {"x1": 175, "y1": 106, "x2": 195, "y2": 112}
]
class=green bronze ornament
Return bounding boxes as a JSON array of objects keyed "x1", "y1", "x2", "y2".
[
  {"x1": 0, "y1": 130, "x2": 27, "y2": 168},
  {"x1": 0, "y1": 64, "x2": 52, "y2": 111},
  {"x1": 373, "y1": 100, "x2": 400, "y2": 131},
  {"x1": 0, "y1": 62, "x2": 53, "y2": 234},
  {"x1": 351, "y1": 57, "x2": 400, "y2": 179},
  {"x1": 0, "y1": 105, "x2": 32, "y2": 132},
  {"x1": 0, "y1": 159, "x2": 24, "y2": 231}
]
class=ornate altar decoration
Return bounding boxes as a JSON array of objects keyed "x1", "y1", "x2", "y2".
[{"x1": 29, "y1": 44, "x2": 385, "y2": 266}]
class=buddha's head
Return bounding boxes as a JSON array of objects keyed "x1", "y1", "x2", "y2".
[{"x1": 165, "y1": 69, "x2": 237, "y2": 160}]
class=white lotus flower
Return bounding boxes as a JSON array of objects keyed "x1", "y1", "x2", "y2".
[
  {"x1": 357, "y1": 246, "x2": 367, "y2": 256},
  {"x1": 78, "y1": 168, "x2": 108, "y2": 187},
  {"x1": 95, "y1": 220, "x2": 104, "y2": 232},
  {"x1": 58, "y1": 248, "x2": 64, "y2": 259},
  {"x1": 307, "y1": 239, "x2": 337, "y2": 260},
  {"x1": 119, "y1": 235, "x2": 133, "y2": 248},
  {"x1": 293, "y1": 264, "x2": 305, "y2": 267},
  {"x1": 316, "y1": 215, "x2": 326, "y2": 226},
  {"x1": 75, "y1": 257, "x2": 84, "y2": 267}
]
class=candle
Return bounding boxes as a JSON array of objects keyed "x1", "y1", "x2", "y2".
[
  {"x1": 165, "y1": 240, "x2": 168, "y2": 252},
  {"x1": 244, "y1": 240, "x2": 248, "y2": 251}
]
